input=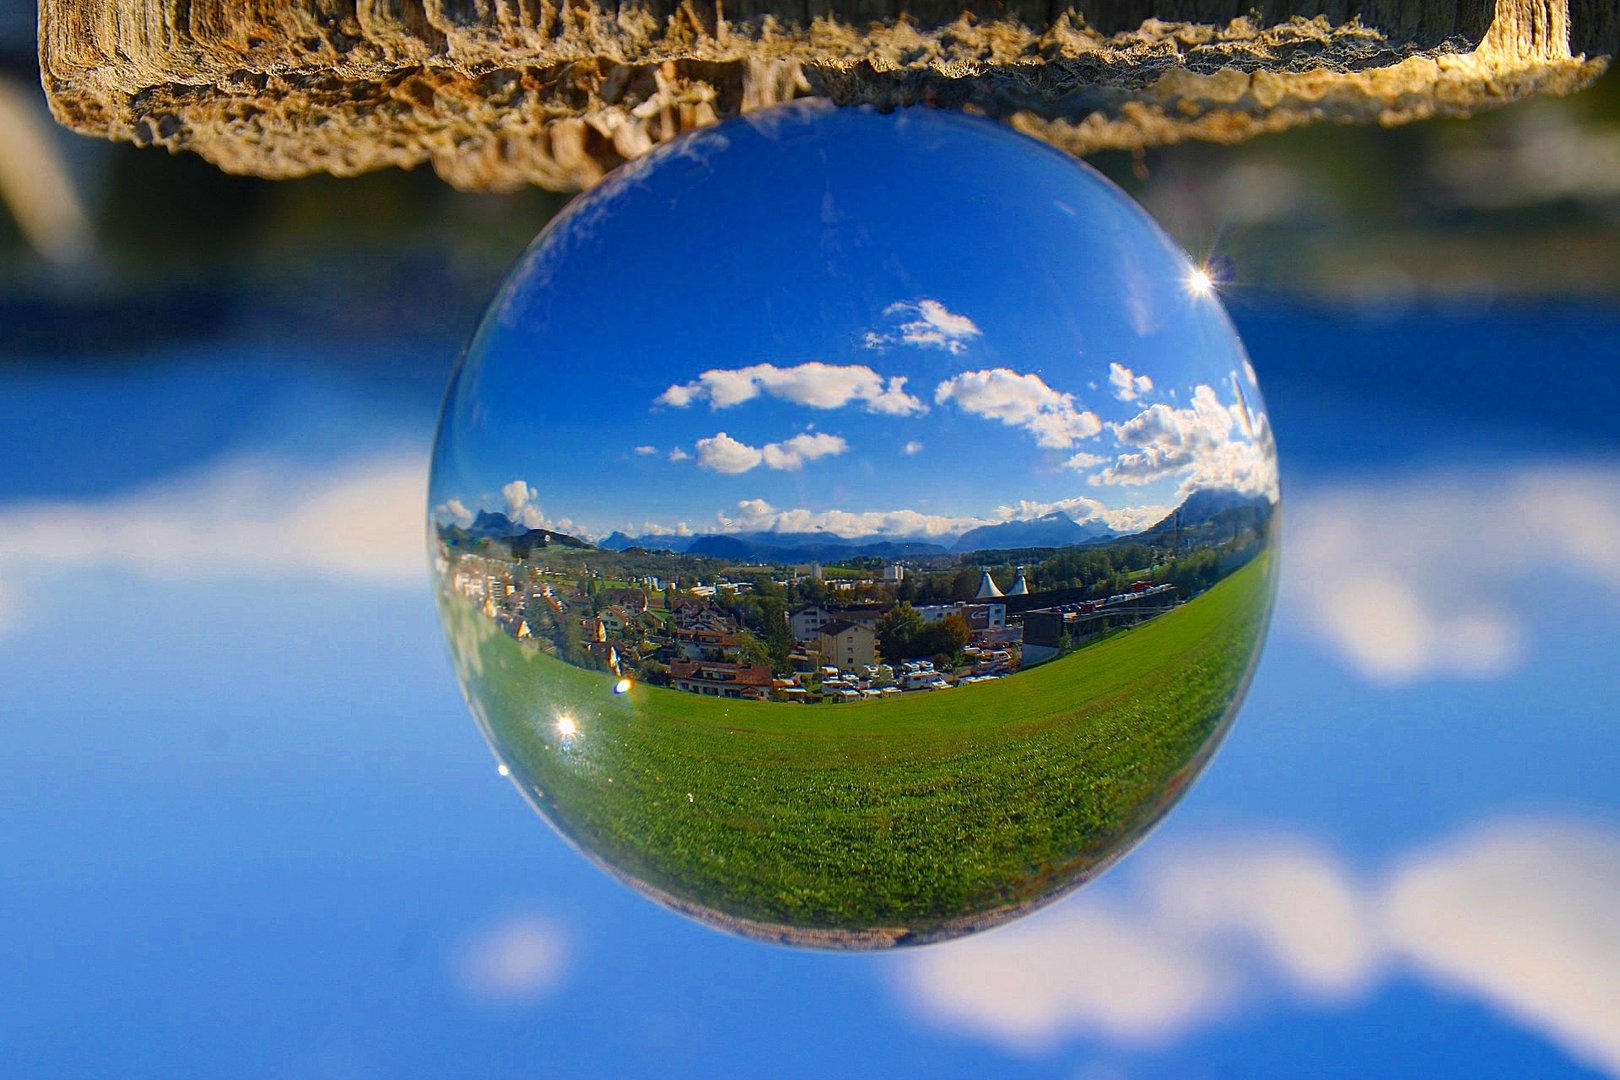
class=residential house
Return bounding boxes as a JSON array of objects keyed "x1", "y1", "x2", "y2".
[
  {"x1": 789, "y1": 605, "x2": 832, "y2": 642},
  {"x1": 817, "y1": 620, "x2": 878, "y2": 671},
  {"x1": 669, "y1": 659, "x2": 773, "y2": 700},
  {"x1": 601, "y1": 588, "x2": 648, "y2": 616}
]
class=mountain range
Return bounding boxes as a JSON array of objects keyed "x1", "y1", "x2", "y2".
[
  {"x1": 951, "y1": 512, "x2": 1114, "y2": 553},
  {"x1": 450, "y1": 488, "x2": 1273, "y2": 562},
  {"x1": 1135, "y1": 488, "x2": 1275, "y2": 541}
]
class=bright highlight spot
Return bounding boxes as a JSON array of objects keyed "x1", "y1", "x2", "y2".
[
  {"x1": 497, "y1": 763, "x2": 510, "y2": 777},
  {"x1": 1187, "y1": 266, "x2": 1215, "y2": 295},
  {"x1": 614, "y1": 677, "x2": 633, "y2": 695},
  {"x1": 556, "y1": 714, "x2": 578, "y2": 738}
]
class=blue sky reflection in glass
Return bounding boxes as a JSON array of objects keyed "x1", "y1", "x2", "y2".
[{"x1": 429, "y1": 103, "x2": 1276, "y2": 546}]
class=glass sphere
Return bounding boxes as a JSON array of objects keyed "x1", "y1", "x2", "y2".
[{"x1": 430, "y1": 103, "x2": 1279, "y2": 948}]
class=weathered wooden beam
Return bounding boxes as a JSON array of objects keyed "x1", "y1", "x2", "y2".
[{"x1": 39, "y1": 0, "x2": 1614, "y2": 192}]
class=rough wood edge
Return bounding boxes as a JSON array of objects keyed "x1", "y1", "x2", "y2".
[{"x1": 39, "y1": 0, "x2": 1613, "y2": 192}]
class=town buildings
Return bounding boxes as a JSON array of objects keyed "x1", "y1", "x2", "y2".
[
  {"x1": 789, "y1": 604, "x2": 887, "y2": 642},
  {"x1": 440, "y1": 546, "x2": 1091, "y2": 704}
]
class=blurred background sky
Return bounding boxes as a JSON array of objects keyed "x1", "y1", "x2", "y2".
[{"x1": 3, "y1": 5, "x2": 1620, "y2": 1077}]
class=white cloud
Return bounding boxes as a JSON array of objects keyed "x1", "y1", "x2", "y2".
[
  {"x1": 629, "y1": 520, "x2": 692, "y2": 537},
  {"x1": 1147, "y1": 839, "x2": 1383, "y2": 1002},
  {"x1": 895, "y1": 817, "x2": 1620, "y2": 1076},
  {"x1": 657, "y1": 362, "x2": 924, "y2": 416},
  {"x1": 1385, "y1": 819, "x2": 1620, "y2": 1078},
  {"x1": 1095, "y1": 503, "x2": 1175, "y2": 535},
  {"x1": 763, "y1": 432, "x2": 848, "y2": 470},
  {"x1": 633, "y1": 445, "x2": 658, "y2": 456},
  {"x1": 989, "y1": 495, "x2": 1153, "y2": 535},
  {"x1": 1093, "y1": 384, "x2": 1278, "y2": 501},
  {"x1": 895, "y1": 833, "x2": 1374, "y2": 1051},
  {"x1": 640, "y1": 492, "x2": 1176, "y2": 542},
  {"x1": 935, "y1": 369, "x2": 1102, "y2": 449},
  {"x1": 0, "y1": 452, "x2": 427, "y2": 588},
  {"x1": 1287, "y1": 464, "x2": 1620, "y2": 682},
  {"x1": 898, "y1": 902, "x2": 1233, "y2": 1051},
  {"x1": 865, "y1": 299, "x2": 982, "y2": 354},
  {"x1": 434, "y1": 497, "x2": 474, "y2": 526},
  {"x1": 1063, "y1": 452, "x2": 1108, "y2": 470},
  {"x1": 1109, "y1": 362, "x2": 1153, "y2": 402},
  {"x1": 667, "y1": 447, "x2": 691, "y2": 462},
  {"x1": 708, "y1": 495, "x2": 1169, "y2": 541},
  {"x1": 456, "y1": 912, "x2": 571, "y2": 1004},
  {"x1": 903, "y1": 441, "x2": 924, "y2": 456},
  {"x1": 693, "y1": 431, "x2": 848, "y2": 474},
  {"x1": 714, "y1": 498, "x2": 989, "y2": 540},
  {"x1": 498, "y1": 478, "x2": 581, "y2": 533},
  {"x1": 694, "y1": 433, "x2": 762, "y2": 474},
  {"x1": 502, "y1": 480, "x2": 539, "y2": 527}
]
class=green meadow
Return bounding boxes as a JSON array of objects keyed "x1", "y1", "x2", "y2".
[{"x1": 445, "y1": 552, "x2": 1273, "y2": 946}]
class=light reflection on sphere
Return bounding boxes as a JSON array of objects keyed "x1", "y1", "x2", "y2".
[{"x1": 430, "y1": 103, "x2": 1279, "y2": 949}]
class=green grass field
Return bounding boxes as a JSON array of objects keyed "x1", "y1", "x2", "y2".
[{"x1": 443, "y1": 552, "x2": 1273, "y2": 945}]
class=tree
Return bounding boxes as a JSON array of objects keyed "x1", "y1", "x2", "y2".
[
  {"x1": 733, "y1": 629, "x2": 772, "y2": 668},
  {"x1": 921, "y1": 614, "x2": 970, "y2": 660},
  {"x1": 757, "y1": 597, "x2": 794, "y2": 674},
  {"x1": 749, "y1": 573, "x2": 785, "y2": 600},
  {"x1": 558, "y1": 612, "x2": 583, "y2": 666},
  {"x1": 948, "y1": 568, "x2": 981, "y2": 600},
  {"x1": 876, "y1": 603, "x2": 926, "y2": 660}
]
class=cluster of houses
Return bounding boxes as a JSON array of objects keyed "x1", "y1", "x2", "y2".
[
  {"x1": 662, "y1": 598, "x2": 1021, "y2": 703},
  {"x1": 442, "y1": 551, "x2": 1033, "y2": 704},
  {"x1": 786, "y1": 598, "x2": 1017, "y2": 668},
  {"x1": 443, "y1": 547, "x2": 1181, "y2": 704}
]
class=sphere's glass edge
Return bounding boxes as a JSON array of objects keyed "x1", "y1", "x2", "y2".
[{"x1": 428, "y1": 101, "x2": 1283, "y2": 950}]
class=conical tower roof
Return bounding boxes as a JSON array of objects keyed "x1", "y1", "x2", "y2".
[
  {"x1": 976, "y1": 570, "x2": 1003, "y2": 598},
  {"x1": 1008, "y1": 567, "x2": 1029, "y2": 596}
]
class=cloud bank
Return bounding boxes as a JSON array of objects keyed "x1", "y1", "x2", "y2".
[
  {"x1": 1092, "y1": 383, "x2": 1278, "y2": 501},
  {"x1": 895, "y1": 817, "x2": 1620, "y2": 1075},
  {"x1": 0, "y1": 452, "x2": 428, "y2": 589},
  {"x1": 1287, "y1": 463, "x2": 1620, "y2": 682},
  {"x1": 709, "y1": 494, "x2": 1172, "y2": 540},
  {"x1": 714, "y1": 498, "x2": 988, "y2": 539}
]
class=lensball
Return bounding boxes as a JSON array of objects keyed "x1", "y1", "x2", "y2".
[{"x1": 430, "y1": 102, "x2": 1279, "y2": 948}]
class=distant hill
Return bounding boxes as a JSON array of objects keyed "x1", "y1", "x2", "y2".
[
  {"x1": 953, "y1": 512, "x2": 1113, "y2": 553},
  {"x1": 506, "y1": 527, "x2": 593, "y2": 555},
  {"x1": 1136, "y1": 488, "x2": 1275, "y2": 543},
  {"x1": 469, "y1": 509, "x2": 521, "y2": 539},
  {"x1": 600, "y1": 530, "x2": 691, "y2": 553},
  {"x1": 440, "y1": 518, "x2": 593, "y2": 552}
]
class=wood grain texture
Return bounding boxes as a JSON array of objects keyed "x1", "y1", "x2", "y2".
[{"x1": 39, "y1": 0, "x2": 1613, "y2": 191}]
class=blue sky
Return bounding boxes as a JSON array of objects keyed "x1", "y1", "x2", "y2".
[
  {"x1": 3, "y1": 293, "x2": 1620, "y2": 1077},
  {"x1": 430, "y1": 106, "x2": 1275, "y2": 543}
]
